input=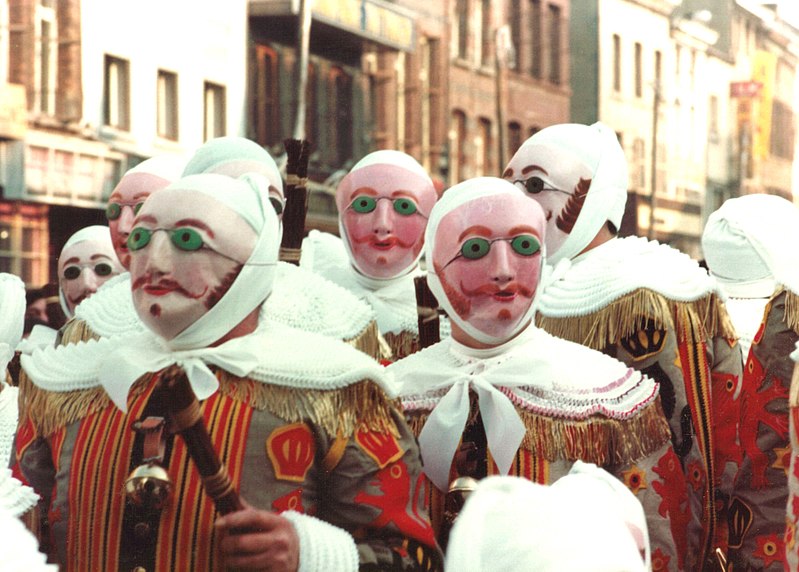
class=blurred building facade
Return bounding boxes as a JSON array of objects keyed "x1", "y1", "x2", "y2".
[
  {"x1": 572, "y1": 0, "x2": 799, "y2": 258},
  {"x1": 1, "y1": 0, "x2": 797, "y2": 282}
]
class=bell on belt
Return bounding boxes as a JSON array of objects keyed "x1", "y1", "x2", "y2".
[{"x1": 124, "y1": 462, "x2": 172, "y2": 510}]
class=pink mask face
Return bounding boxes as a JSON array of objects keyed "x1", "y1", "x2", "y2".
[
  {"x1": 59, "y1": 240, "x2": 124, "y2": 314},
  {"x1": 337, "y1": 164, "x2": 437, "y2": 279},
  {"x1": 433, "y1": 193, "x2": 546, "y2": 340},
  {"x1": 503, "y1": 144, "x2": 593, "y2": 261},
  {"x1": 128, "y1": 190, "x2": 257, "y2": 340},
  {"x1": 107, "y1": 172, "x2": 172, "y2": 269}
]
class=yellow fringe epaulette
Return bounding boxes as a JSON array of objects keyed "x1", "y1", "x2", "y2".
[
  {"x1": 383, "y1": 330, "x2": 420, "y2": 361},
  {"x1": 19, "y1": 369, "x2": 151, "y2": 438},
  {"x1": 215, "y1": 370, "x2": 400, "y2": 439},
  {"x1": 407, "y1": 396, "x2": 671, "y2": 466},
  {"x1": 58, "y1": 317, "x2": 101, "y2": 346},
  {"x1": 345, "y1": 320, "x2": 385, "y2": 361},
  {"x1": 536, "y1": 288, "x2": 737, "y2": 350},
  {"x1": 781, "y1": 287, "x2": 799, "y2": 335}
]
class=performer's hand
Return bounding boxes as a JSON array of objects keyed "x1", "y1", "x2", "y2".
[{"x1": 215, "y1": 504, "x2": 299, "y2": 572}]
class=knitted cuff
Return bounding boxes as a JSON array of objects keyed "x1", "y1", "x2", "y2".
[{"x1": 282, "y1": 511, "x2": 358, "y2": 572}]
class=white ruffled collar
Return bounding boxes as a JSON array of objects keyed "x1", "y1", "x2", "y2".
[
  {"x1": 21, "y1": 320, "x2": 394, "y2": 411},
  {"x1": 538, "y1": 236, "x2": 721, "y2": 318}
]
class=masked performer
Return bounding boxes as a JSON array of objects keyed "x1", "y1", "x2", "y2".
[
  {"x1": 503, "y1": 123, "x2": 741, "y2": 570},
  {"x1": 302, "y1": 150, "x2": 442, "y2": 360},
  {"x1": 703, "y1": 194, "x2": 799, "y2": 570},
  {"x1": 392, "y1": 177, "x2": 684, "y2": 567},
  {"x1": 16, "y1": 172, "x2": 440, "y2": 571}
]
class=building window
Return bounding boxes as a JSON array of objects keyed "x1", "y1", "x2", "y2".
[
  {"x1": 771, "y1": 100, "x2": 795, "y2": 159},
  {"x1": 634, "y1": 42, "x2": 642, "y2": 97},
  {"x1": 156, "y1": 70, "x2": 178, "y2": 140},
  {"x1": 509, "y1": 0, "x2": 522, "y2": 71},
  {"x1": 530, "y1": 0, "x2": 542, "y2": 78},
  {"x1": 0, "y1": 204, "x2": 48, "y2": 285},
  {"x1": 396, "y1": 52, "x2": 406, "y2": 149},
  {"x1": 508, "y1": 121, "x2": 522, "y2": 156},
  {"x1": 632, "y1": 138, "x2": 646, "y2": 189},
  {"x1": 612, "y1": 34, "x2": 621, "y2": 92},
  {"x1": 254, "y1": 45, "x2": 281, "y2": 148},
  {"x1": 478, "y1": 117, "x2": 492, "y2": 176},
  {"x1": 455, "y1": 0, "x2": 469, "y2": 60},
  {"x1": 103, "y1": 55, "x2": 130, "y2": 130},
  {"x1": 422, "y1": 37, "x2": 443, "y2": 174},
  {"x1": 35, "y1": 1, "x2": 57, "y2": 115},
  {"x1": 330, "y1": 67, "x2": 353, "y2": 166},
  {"x1": 654, "y1": 49, "x2": 662, "y2": 88},
  {"x1": 450, "y1": 110, "x2": 467, "y2": 185},
  {"x1": 203, "y1": 81, "x2": 226, "y2": 141},
  {"x1": 480, "y1": 0, "x2": 492, "y2": 67},
  {"x1": 548, "y1": 4, "x2": 561, "y2": 84},
  {"x1": 305, "y1": 61, "x2": 318, "y2": 147},
  {"x1": 708, "y1": 94, "x2": 718, "y2": 136}
]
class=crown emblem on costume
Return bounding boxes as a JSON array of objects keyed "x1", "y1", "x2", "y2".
[
  {"x1": 266, "y1": 423, "x2": 316, "y2": 482},
  {"x1": 355, "y1": 428, "x2": 404, "y2": 468}
]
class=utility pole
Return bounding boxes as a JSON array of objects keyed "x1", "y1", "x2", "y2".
[
  {"x1": 494, "y1": 25, "x2": 515, "y2": 172},
  {"x1": 293, "y1": 0, "x2": 313, "y2": 139}
]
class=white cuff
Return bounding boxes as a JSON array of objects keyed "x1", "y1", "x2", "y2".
[{"x1": 282, "y1": 511, "x2": 358, "y2": 572}]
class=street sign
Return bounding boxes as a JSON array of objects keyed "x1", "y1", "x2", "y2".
[{"x1": 730, "y1": 81, "x2": 762, "y2": 98}]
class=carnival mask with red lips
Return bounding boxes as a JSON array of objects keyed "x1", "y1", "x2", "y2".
[
  {"x1": 128, "y1": 184, "x2": 259, "y2": 341},
  {"x1": 58, "y1": 226, "x2": 124, "y2": 317},
  {"x1": 426, "y1": 178, "x2": 546, "y2": 345},
  {"x1": 336, "y1": 150, "x2": 437, "y2": 279},
  {"x1": 503, "y1": 122, "x2": 628, "y2": 265}
]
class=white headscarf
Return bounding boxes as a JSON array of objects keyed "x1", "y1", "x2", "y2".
[
  {"x1": 424, "y1": 177, "x2": 544, "y2": 346},
  {"x1": 445, "y1": 464, "x2": 648, "y2": 572},
  {"x1": 58, "y1": 225, "x2": 119, "y2": 318},
  {"x1": 182, "y1": 136, "x2": 283, "y2": 197},
  {"x1": 511, "y1": 122, "x2": 628, "y2": 265},
  {"x1": 0, "y1": 273, "x2": 25, "y2": 369},
  {"x1": 702, "y1": 193, "x2": 799, "y2": 298},
  {"x1": 125, "y1": 154, "x2": 188, "y2": 182}
]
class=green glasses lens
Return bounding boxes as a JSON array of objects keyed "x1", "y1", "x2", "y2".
[
  {"x1": 460, "y1": 237, "x2": 491, "y2": 260},
  {"x1": 170, "y1": 228, "x2": 204, "y2": 251},
  {"x1": 510, "y1": 235, "x2": 541, "y2": 256},
  {"x1": 106, "y1": 203, "x2": 122, "y2": 221},
  {"x1": 393, "y1": 198, "x2": 418, "y2": 216},
  {"x1": 351, "y1": 196, "x2": 377, "y2": 213},
  {"x1": 63, "y1": 266, "x2": 81, "y2": 280},
  {"x1": 128, "y1": 228, "x2": 152, "y2": 251},
  {"x1": 133, "y1": 203, "x2": 144, "y2": 215}
]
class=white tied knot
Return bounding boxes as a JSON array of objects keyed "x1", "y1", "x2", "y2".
[
  {"x1": 417, "y1": 354, "x2": 548, "y2": 492},
  {"x1": 99, "y1": 332, "x2": 264, "y2": 412}
]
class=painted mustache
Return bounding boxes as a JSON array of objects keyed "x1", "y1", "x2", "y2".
[
  {"x1": 460, "y1": 281, "x2": 535, "y2": 299},
  {"x1": 132, "y1": 275, "x2": 207, "y2": 300},
  {"x1": 351, "y1": 234, "x2": 416, "y2": 250}
]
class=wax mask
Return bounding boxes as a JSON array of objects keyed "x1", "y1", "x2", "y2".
[
  {"x1": 503, "y1": 142, "x2": 593, "y2": 261},
  {"x1": 59, "y1": 237, "x2": 123, "y2": 314},
  {"x1": 128, "y1": 189, "x2": 257, "y2": 340},
  {"x1": 336, "y1": 161, "x2": 437, "y2": 279},
  {"x1": 433, "y1": 192, "x2": 545, "y2": 342}
]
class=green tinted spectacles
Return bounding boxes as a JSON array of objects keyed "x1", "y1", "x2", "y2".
[
  {"x1": 444, "y1": 234, "x2": 541, "y2": 269},
  {"x1": 349, "y1": 196, "x2": 421, "y2": 216},
  {"x1": 62, "y1": 262, "x2": 115, "y2": 280},
  {"x1": 127, "y1": 227, "x2": 205, "y2": 252},
  {"x1": 106, "y1": 201, "x2": 144, "y2": 221}
]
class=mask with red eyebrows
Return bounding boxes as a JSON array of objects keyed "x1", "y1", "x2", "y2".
[
  {"x1": 335, "y1": 150, "x2": 437, "y2": 280},
  {"x1": 426, "y1": 177, "x2": 547, "y2": 345}
]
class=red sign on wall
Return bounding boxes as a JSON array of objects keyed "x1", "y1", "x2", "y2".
[{"x1": 730, "y1": 81, "x2": 762, "y2": 98}]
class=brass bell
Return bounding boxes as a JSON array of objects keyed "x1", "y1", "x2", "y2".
[{"x1": 124, "y1": 462, "x2": 172, "y2": 510}]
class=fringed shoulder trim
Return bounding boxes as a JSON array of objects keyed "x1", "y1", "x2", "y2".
[
  {"x1": 536, "y1": 288, "x2": 735, "y2": 350},
  {"x1": 780, "y1": 287, "x2": 799, "y2": 335},
  {"x1": 407, "y1": 396, "x2": 671, "y2": 466},
  {"x1": 58, "y1": 318, "x2": 101, "y2": 346},
  {"x1": 345, "y1": 320, "x2": 386, "y2": 361}
]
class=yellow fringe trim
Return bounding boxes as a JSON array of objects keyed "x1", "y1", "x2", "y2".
[
  {"x1": 383, "y1": 330, "x2": 420, "y2": 361},
  {"x1": 344, "y1": 320, "x2": 384, "y2": 361},
  {"x1": 58, "y1": 318, "x2": 100, "y2": 346},
  {"x1": 407, "y1": 396, "x2": 671, "y2": 465},
  {"x1": 22, "y1": 365, "x2": 400, "y2": 441},
  {"x1": 215, "y1": 371, "x2": 399, "y2": 439},
  {"x1": 536, "y1": 289, "x2": 737, "y2": 350},
  {"x1": 781, "y1": 287, "x2": 799, "y2": 335}
]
